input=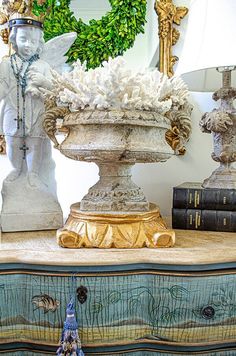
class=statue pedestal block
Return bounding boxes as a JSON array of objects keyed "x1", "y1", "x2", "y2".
[
  {"x1": 1, "y1": 211, "x2": 63, "y2": 232},
  {"x1": 1, "y1": 176, "x2": 63, "y2": 232}
]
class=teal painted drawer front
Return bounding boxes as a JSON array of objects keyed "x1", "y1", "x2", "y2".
[{"x1": 1, "y1": 269, "x2": 236, "y2": 353}]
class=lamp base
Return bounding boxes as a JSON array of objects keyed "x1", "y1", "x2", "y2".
[
  {"x1": 199, "y1": 68, "x2": 236, "y2": 190},
  {"x1": 202, "y1": 164, "x2": 236, "y2": 189},
  {"x1": 57, "y1": 203, "x2": 175, "y2": 248}
]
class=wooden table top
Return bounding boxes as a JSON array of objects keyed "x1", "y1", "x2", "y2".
[{"x1": 0, "y1": 227, "x2": 236, "y2": 267}]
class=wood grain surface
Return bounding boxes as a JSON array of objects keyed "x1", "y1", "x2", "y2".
[{"x1": 0, "y1": 227, "x2": 236, "y2": 266}]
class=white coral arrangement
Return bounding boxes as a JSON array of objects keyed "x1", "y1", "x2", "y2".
[{"x1": 49, "y1": 57, "x2": 189, "y2": 115}]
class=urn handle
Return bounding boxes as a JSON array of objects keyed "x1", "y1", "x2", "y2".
[
  {"x1": 165, "y1": 103, "x2": 192, "y2": 155},
  {"x1": 43, "y1": 106, "x2": 70, "y2": 148}
]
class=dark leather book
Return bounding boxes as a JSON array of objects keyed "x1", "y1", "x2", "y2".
[
  {"x1": 172, "y1": 208, "x2": 236, "y2": 232},
  {"x1": 173, "y1": 182, "x2": 236, "y2": 211}
]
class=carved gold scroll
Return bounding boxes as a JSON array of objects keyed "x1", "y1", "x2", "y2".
[
  {"x1": 0, "y1": 135, "x2": 6, "y2": 154},
  {"x1": 155, "y1": 0, "x2": 188, "y2": 77}
]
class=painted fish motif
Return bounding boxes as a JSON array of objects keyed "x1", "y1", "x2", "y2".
[{"x1": 32, "y1": 294, "x2": 60, "y2": 314}]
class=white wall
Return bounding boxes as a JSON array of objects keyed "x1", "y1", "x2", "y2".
[
  {"x1": 0, "y1": 0, "x2": 218, "y2": 218},
  {"x1": 70, "y1": 0, "x2": 111, "y2": 24},
  {"x1": 133, "y1": 0, "x2": 217, "y2": 215}
]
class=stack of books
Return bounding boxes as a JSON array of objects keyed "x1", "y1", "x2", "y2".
[{"x1": 172, "y1": 182, "x2": 236, "y2": 232}]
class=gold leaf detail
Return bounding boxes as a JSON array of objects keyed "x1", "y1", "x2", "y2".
[
  {"x1": 173, "y1": 6, "x2": 188, "y2": 25},
  {"x1": 172, "y1": 28, "x2": 180, "y2": 46},
  {"x1": 0, "y1": 135, "x2": 6, "y2": 154},
  {"x1": 57, "y1": 203, "x2": 175, "y2": 249},
  {"x1": 155, "y1": 1, "x2": 188, "y2": 77},
  {"x1": 0, "y1": 28, "x2": 9, "y2": 44},
  {"x1": 0, "y1": 11, "x2": 8, "y2": 25}
]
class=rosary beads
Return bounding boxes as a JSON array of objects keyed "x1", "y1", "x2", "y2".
[{"x1": 10, "y1": 53, "x2": 39, "y2": 159}]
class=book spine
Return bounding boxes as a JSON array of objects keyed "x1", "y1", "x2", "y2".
[
  {"x1": 173, "y1": 187, "x2": 202, "y2": 209},
  {"x1": 172, "y1": 208, "x2": 236, "y2": 232},
  {"x1": 173, "y1": 188, "x2": 236, "y2": 211},
  {"x1": 207, "y1": 189, "x2": 236, "y2": 210}
]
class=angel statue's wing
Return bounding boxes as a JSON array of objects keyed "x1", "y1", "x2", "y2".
[{"x1": 40, "y1": 32, "x2": 77, "y2": 73}]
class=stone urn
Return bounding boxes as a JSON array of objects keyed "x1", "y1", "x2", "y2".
[{"x1": 43, "y1": 104, "x2": 191, "y2": 248}]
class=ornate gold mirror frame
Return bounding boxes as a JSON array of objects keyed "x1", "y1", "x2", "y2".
[
  {"x1": 0, "y1": 0, "x2": 188, "y2": 155},
  {"x1": 155, "y1": 0, "x2": 189, "y2": 155},
  {"x1": 155, "y1": 0, "x2": 188, "y2": 77}
]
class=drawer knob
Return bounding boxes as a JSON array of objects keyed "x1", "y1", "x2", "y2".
[
  {"x1": 77, "y1": 286, "x2": 88, "y2": 304},
  {"x1": 201, "y1": 306, "x2": 215, "y2": 319}
]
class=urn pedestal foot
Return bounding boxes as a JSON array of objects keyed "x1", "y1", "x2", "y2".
[
  {"x1": 202, "y1": 163, "x2": 236, "y2": 189},
  {"x1": 57, "y1": 203, "x2": 175, "y2": 248},
  {"x1": 81, "y1": 162, "x2": 149, "y2": 212}
]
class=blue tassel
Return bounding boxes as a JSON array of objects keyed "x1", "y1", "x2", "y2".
[{"x1": 57, "y1": 298, "x2": 85, "y2": 356}]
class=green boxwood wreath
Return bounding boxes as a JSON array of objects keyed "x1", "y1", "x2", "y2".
[{"x1": 33, "y1": 0, "x2": 147, "y2": 69}]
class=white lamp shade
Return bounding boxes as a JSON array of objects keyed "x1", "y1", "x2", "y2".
[{"x1": 176, "y1": 0, "x2": 236, "y2": 91}]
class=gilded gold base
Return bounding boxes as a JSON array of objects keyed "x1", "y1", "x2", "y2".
[{"x1": 57, "y1": 203, "x2": 175, "y2": 248}]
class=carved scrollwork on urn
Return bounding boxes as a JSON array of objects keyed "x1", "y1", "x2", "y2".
[
  {"x1": 43, "y1": 99, "x2": 70, "y2": 148},
  {"x1": 165, "y1": 103, "x2": 193, "y2": 155},
  {"x1": 81, "y1": 182, "x2": 149, "y2": 212},
  {"x1": 86, "y1": 187, "x2": 145, "y2": 200}
]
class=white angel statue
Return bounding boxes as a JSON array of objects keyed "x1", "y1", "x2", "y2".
[
  {"x1": 0, "y1": 14, "x2": 76, "y2": 231},
  {"x1": 0, "y1": 26, "x2": 76, "y2": 187}
]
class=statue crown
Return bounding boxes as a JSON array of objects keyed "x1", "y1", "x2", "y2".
[{"x1": 0, "y1": 0, "x2": 46, "y2": 30}]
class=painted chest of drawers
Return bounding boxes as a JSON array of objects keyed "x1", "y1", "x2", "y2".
[{"x1": 1, "y1": 229, "x2": 236, "y2": 355}]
